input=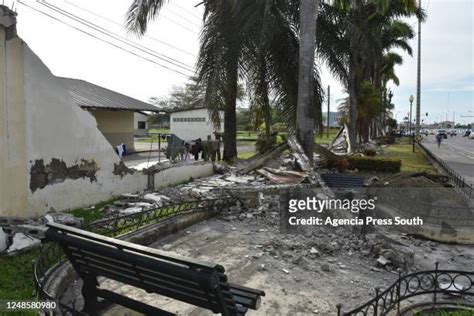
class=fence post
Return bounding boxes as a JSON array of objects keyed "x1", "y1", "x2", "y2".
[
  {"x1": 336, "y1": 303, "x2": 342, "y2": 316},
  {"x1": 397, "y1": 271, "x2": 402, "y2": 314},
  {"x1": 433, "y1": 261, "x2": 439, "y2": 305},
  {"x1": 374, "y1": 287, "x2": 380, "y2": 315}
]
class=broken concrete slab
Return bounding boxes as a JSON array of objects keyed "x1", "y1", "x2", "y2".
[
  {"x1": 327, "y1": 124, "x2": 352, "y2": 155},
  {"x1": 119, "y1": 207, "x2": 144, "y2": 216},
  {"x1": 7, "y1": 233, "x2": 41, "y2": 254},
  {"x1": 237, "y1": 142, "x2": 289, "y2": 175},
  {"x1": 143, "y1": 193, "x2": 171, "y2": 206},
  {"x1": 46, "y1": 213, "x2": 82, "y2": 228},
  {"x1": 0, "y1": 228, "x2": 7, "y2": 252},
  {"x1": 287, "y1": 135, "x2": 312, "y2": 172},
  {"x1": 256, "y1": 168, "x2": 308, "y2": 184},
  {"x1": 376, "y1": 255, "x2": 391, "y2": 267}
]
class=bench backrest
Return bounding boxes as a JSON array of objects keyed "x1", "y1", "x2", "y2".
[{"x1": 46, "y1": 223, "x2": 240, "y2": 315}]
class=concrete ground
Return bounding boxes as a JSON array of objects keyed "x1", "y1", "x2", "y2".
[
  {"x1": 126, "y1": 139, "x2": 256, "y2": 169},
  {"x1": 123, "y1": 151, "x2": 166, "y2": 169},
  {"x1": 422, "y1": 135, "x2": 474, "y2": 186},
  {"x1": 99, "y1": 203, "x2": 474, "y2": 315}
]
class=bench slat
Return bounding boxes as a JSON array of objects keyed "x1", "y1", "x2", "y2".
[
  {"x1": 69, "y1": 250, "x2": 209, "y2": 295},
  {"x1": 46, "y1": 223, "x2": 224, "y2": 271},
  {"x1": 52, "y1": 231, "x2": 218, "y2": 289},
  {"x1": 79, "y1": 263, "x2": 224, "y2": 312},
  {"x1": 46, "y1": 223, "x2": 264, "y2": 316}
]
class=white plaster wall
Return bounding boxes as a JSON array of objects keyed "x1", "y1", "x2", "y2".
[
  {"x1": 154, "y1": 162, "x2": 214, "y2": 189},
  {"x1": 170, "y1": 109, "x2": 224, "y2": 141},
  {"x1": 134, "y1": 112, "x2": 148, "y2": 136},
  {"x1": 22, "y1": 45, "x2": 147, "y2": 216}
]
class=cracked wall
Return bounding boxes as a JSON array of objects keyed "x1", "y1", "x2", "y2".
[{"x1": 0, "y1": 12, "x2": 147, "y2": 217}]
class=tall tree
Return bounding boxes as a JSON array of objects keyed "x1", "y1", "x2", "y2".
[{"x1": 297, "y1": 0, "x2": 320, "y2": 161}]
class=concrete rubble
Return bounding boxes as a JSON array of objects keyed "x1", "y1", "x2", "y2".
[
  {"x1": 0, "y1": 212, "x2": 82, "y2": 255},
  {"x1": 7, "y1": 233, "x2": 41, "y2": 254}
]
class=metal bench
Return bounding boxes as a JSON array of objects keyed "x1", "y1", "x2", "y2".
[{"x1": 45, "y1": 223, "x2": 265, "y2": 316}]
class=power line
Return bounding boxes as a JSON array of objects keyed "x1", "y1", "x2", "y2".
[
  {"x1": 64, "y1": 0, "x2": 197, "y2": 58},
  {"x1": 38, "y1": 1, "x2": 195, "y2": 74},
  {"x1": 165, "y1": 8, "x2": 202, "y2": 28},
  {"x1": 170, "y1": 2, "x2": 202, "y2": 21},
  {"x1": 41, "y1": 0, "x2": 195, "y2": 72},
  {"x1": 17, "y1": 0, "x2": 192, "y2": 77}
]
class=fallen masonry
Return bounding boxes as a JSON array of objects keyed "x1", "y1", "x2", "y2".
[{"x1": 56, "y1": 188, "x2": 474, "y2": 315}]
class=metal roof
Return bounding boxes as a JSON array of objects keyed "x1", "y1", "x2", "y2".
[{"x1": 59, "y1": 77, "x2": 160, "y2": 112}]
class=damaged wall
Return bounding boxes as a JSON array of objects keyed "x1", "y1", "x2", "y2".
[
  {"x1": 0, "y1": 8, "x2": 146, "y2": 218},
  {"x1": 0, "y1": 6, "x2": 215, "y2": 218},
  {"x1": 0, "y1": 8, "x2": 29, "y2": 218},
  {"x1": 21, "y1": 42, "x2": 147, "y2": 217}
]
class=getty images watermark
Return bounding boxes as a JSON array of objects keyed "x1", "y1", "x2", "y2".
[{"x1": 287, "y1": 196, "x2": 423, "y2": 227}]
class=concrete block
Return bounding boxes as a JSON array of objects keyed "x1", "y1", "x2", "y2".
[{"x1": 7, "y1": 233, "x2": 41, "y2": 254}]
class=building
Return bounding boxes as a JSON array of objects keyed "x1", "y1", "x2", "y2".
[
  {"x1": 60, "y1": 78, "x2": 159, "y2": 152},
  {"x1": 323, "y1": 111, "x2": 343, "y2": 128},
  {"x1": 134, "y1": 112, "x2": 149, "y2": 137},
  {"x1": 170, "y1": 107, "x2": 224, "y2": 141},
  {"x1": 0, "y1": 5, "x2": 215, "y2": 218}
]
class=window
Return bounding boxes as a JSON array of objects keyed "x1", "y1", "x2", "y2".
[
  {"x1": 173, "y1": 117, "x2": 206, "y2": 122},
  {"x1": 137, "y1": 121, "x2": 146, "y2": 129}
]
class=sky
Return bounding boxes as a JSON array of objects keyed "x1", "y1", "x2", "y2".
[{"x1": 12, "y1": 0, "x2": 474, "y2": 125}]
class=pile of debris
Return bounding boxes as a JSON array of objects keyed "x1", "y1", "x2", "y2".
[
  {"x1": 217, "y1": 191, "x2": 417, "y2": 274},
  {"x1": 0, "y1": 213, "x2": 81, "y2": 255}
]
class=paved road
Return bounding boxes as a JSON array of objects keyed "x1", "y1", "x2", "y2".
[{"x1": 422, "y1": 135, "x2": 474, "y2": 186}]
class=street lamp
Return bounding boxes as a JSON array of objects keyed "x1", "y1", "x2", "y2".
[{"x1": 409, "y1": 95, "x2": 414, "y2": 134}]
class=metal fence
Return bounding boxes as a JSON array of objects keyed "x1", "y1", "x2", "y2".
[
  {"x1": 337, "y1": 262, "x2": 474, "y2": 315},
  {"x1": 33, "y1": 196, "x2": 239, "y2": 314},
  {"x1": 418, "y1": 141, "x2": 473, "y2": 200},
  {"x1": 86, "y1": 196, "x2": 238, "y2": 237}
]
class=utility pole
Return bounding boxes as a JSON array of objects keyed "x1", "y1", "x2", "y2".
[
  {"x1": 327, "y1": 85, "x2": 330, "y2": 138},
  {"x1": 409, "y1": 95, "x2": 414, "y2": 134},
  {"x1": 415, "y1": 0, "x2": 422, "y2": 136}
]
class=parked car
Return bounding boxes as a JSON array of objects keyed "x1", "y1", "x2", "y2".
[
  {"x1": 449, "y1": 129, "x2": 457, "y2": 136},
  {"x1": 436, "y1": 129, "x2": 448, "y2": 139}
]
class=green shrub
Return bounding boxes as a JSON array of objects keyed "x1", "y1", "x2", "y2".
[
  {"x1": 377, "y1": 135, "x2": 396, "y2": 145},
  {"x1": 363, "y1": 149, "x2": 377, "y2": 156},
  {"x1": 255, "y1": 133, "x2": 277, "y2": 154},
  {"x1": 349, "y1": 156, "x2": 401, "y2": 172}
]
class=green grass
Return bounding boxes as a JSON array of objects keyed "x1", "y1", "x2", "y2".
[
  {"x1": 315, "y1": 130, "x2": 339, "y2": 144},
  {"x1": 135, "y1": 137, "x2": 166, "y2": 143},
  {"x1": 384, "y1": 139, "x2": 437, "y2": 174},
  {"x1": 415, "y1": 310, "x2": 474, "y2": 316},
  {"x1": 148, "y1": 128, "x2": 170, "y2": 134},
  {"x1": 238, "y1": 151, "x2": 257, "y2": 160},
  {"x1": 0, "y1": 248, "x2": 41, "y2": 301},
  {"x1": 68, "y1": 198, "x2": 117, "y2": 226}
]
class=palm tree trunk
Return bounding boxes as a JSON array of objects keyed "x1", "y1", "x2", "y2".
[
  {"x1": 223, "y1": 60, "x2": 239, "y2": 161},
  {"x1": 296, "y1": 0, "x2": 320, "y2": 161},
  {"x1": 348, "y1": 64, "x2": 358, "y2": 150}
]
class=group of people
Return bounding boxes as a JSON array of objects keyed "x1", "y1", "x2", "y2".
[{"x1": 165, "y1": 134, "x2": 221, "y2": 163}]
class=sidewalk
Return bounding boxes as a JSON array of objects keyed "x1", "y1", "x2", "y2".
[{"x1": 422, "y1": 137, "x2": 474, "y2": 187}]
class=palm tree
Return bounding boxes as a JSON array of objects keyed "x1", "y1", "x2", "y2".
[
  {"x1": 295, "y1": 0, "x2": 320, "y2": 160},
  {"x1": 127, "y1": 0, "x2": 243, "y2": 161},
  {"x1": 318, "y1": 0, "x2": 422, "y2": 146}
]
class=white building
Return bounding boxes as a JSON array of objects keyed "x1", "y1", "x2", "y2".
[
  {"x1": 134, "y1": 112, "x2": 149, "y2": 136},
  {"x1": 170, "y1": 108, "x2": 224, "y2": 141},
  {"x1": 323, "y1": 111, "x2": 344, "y2": 128}
]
